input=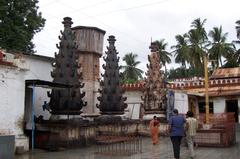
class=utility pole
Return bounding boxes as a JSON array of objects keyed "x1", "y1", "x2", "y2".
[{"x1": 204, "y1": 54, "x2": 209, "y2": 124}]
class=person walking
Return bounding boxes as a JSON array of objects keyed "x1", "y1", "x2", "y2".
[
  {"x1": 168, "y1": 109, "x2": 185, "y2": 159},
  {"x1": 149, "y1": 116, "x2": 160, "y2": 145},
  {"x1": 185, "y1": 111, "x2": 198, "y2": 159}
]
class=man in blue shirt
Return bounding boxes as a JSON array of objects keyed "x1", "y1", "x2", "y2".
[{"x1": 168, "y1": 109, "x2": 185, "y2": 159}]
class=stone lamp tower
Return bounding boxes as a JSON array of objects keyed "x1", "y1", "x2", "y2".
[
  {"x1": 97, "y1": 35, "x2": 127, "y2": 115},
  {"x1": 141, "y1": 42, "x2": 167, "y2": 119},
  {"x1": 48, "y1": 17, "x2": 87, "y2": 115}
]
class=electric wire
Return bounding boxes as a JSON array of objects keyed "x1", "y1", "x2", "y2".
[
  {"x1": 35, "y1": 0, "x2": 173, "y2": 64},
  {"x1": 46, "y1": 0, "x2": 114, "y2": 19}
]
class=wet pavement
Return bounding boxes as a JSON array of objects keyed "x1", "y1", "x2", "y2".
[
  {"x1": 15, "y1": 137, "x2": 240, "y2": 159},
  {"x1": 14, "y1": 136, "x2": 179, "y2": 159},
  {"x1": 15, "y1": 126, "x2": 240, "y2": 159}
]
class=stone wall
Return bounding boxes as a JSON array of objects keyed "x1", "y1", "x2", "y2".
[
  {"x1": 35, "y1": 119, "x2": 169, "y2": 150},
  {"x1": 0, "y1": 52, "x2": 54, "y2": 152}
]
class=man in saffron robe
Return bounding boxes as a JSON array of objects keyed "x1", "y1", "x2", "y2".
[{"x1": 149, "y1": 116, "x2": 159, "y2": 145}]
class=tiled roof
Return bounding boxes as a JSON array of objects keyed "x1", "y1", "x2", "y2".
[
  {"x1": 210, "y1": 67, "x2": 240, "y2": 79},
  {"x1": 122, "y1": 67, "x2": 240, "y2": 97},
  {"x1": 186, "y1": 85, "x2": 240, "y2": 97},
  {"x1": 169, "y1": 78, "x2": 240, "y2": 89},
  {"x1": 166, "y1": 68, "x2": 240, "y2": 97}
]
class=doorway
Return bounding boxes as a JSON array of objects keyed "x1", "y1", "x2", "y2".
[{"x1": 226, "y1": 100, "x2": 239, "y2": 122}]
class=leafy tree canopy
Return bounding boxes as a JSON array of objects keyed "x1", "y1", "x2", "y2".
[
  {"x1": 166, "y1": 67, "x2": 203, "y2": 80},
  {"x1": 0, "y1": 0, "x2": 45, "y2": 54},
  {"x1": 170, "y1": 18, "x2": 239, "y2": 79},
  {"x1": 154, "y1": 39, "x2": 172, "y2": 74},
  {"x1": 120, "y1": 52, "x2": 143, "y2": 84}
]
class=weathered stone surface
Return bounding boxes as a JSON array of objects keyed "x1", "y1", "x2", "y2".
[
  {"x1": 97, "y1": 35, "x2": 127, "y2": 115},
  {"x1": 16, "y1": 126, "x2": 240, "y2": 159},
  {"x1": 94, "y1": 115, "x2": 123, "y2": 124},
  {"x1": 142, "y1": 42, "x2": 167, "y2": 117},
  {"x1": 48, "y1": 17, "x2": 87, "y2": 115}
]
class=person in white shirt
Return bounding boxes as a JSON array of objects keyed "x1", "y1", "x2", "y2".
[{"x1": 185, "y1": 111, "x2": 198, "y2": 159}]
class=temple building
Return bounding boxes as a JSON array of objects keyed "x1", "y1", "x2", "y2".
[
  {"x1": 122, "y1": 67, "x2": 240, "y2": 123},
  {"x1": 169, "y1": 67, "x2": 240, "y2": 123},
  {"x1": 1, "y1": 16, "x2": 240, "y2": 153}
]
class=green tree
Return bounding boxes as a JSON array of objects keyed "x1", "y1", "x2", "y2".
[
  {"x1": 171, "y1": 34, "x2": 190, "y2": 68},
  {"x1": 190, "y1": 18, "x2": 208, "y2": 41},
  {"x1": 208, "y1": 26, "x2": 235, "y2": 68},
  {"x1": 167, "y1": 67, "x2": 202, "y2": 80},
  {"x1": 121, "y1": 52, "x2": 143, "y2": 84},
  {"x1": 187, "y1": 18, "x2": 208, "y2": 74},
  {"x1": 155, "y1": 39, "x2": 172, "y2": 73},
  {"x1": 236, "y1": 20, "x2": 240, "y2": 41},
  {"x1": 233, "y1": 20, "x2": 240, "y2": 65},
  {"x1": 223, "y1": 52, "x2": 239, "y2": 68},
  {"x1": 169, "y1": 18, "x2": 239, "y2": 79},
  {"x1": 0, "y1": 0, "x2": 45, "y2": 54}
]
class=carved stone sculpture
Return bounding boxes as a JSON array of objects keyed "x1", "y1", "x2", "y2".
[
  {"x1": 141, "y1": 42, "x2": 167, "y2": 116},
  {"x1": 97, "y1": 35, "x2": 127, "y2": 115},
  {"x1": 48, "y1": 17, "x2": 87, "y2": 115}
]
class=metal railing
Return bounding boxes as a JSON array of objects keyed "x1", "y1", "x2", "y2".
[{"x1": 95, "y1": 134, "x2": 142, "y2": 156}]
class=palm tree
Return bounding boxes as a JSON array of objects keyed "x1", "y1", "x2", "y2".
[
  {"x1": 223, "y1": 52, "x2": 239, "y2": 68},
  {"x1": 121, "y1": 52, "x2": 143, "y2": 84},
  {"x1": 208, "y1": 26, "x2": 235, "y2": 68},
  {"x1": 233, "y1": 20, "x2": 240, "y2": 64},
  {"x1": 236, "y1": 20, "x2": 240, "y2": 41},
  {"x1": 190, "y1": 18, "x2": 208, "y2": 41},
  {"x1": 187, "y1": 18, "x2": 208, "y2": 74},
  {"x1": 171, "y1": 34, "x2": 190, "y2": 68},
  {"x1": 154, "y1": 39, "x2": 172, "y2": 73}
]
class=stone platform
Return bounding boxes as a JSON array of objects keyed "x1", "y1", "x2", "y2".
[{"x1": 15, "y1": 126, "x2": 240, "y2": 159}]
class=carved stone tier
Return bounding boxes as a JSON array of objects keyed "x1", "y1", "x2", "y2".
[
  {"x1": 97, "y1": 35, "x2": 127, "y2": 115},
  {"x1": 141, "y1": 42, "x2": 167, "y2": 119},
  {"x1": 48, "y1": 17, "x2": 87, "y2": 115}
]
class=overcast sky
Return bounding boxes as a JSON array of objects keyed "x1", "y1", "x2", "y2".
[{"x1": 34, "y1": 0, "x2": 240, "y2": 72}]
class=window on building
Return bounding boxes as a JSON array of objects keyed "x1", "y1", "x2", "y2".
[{"x1": 198, "y1": 102, "x2": 214, "y2": 113}]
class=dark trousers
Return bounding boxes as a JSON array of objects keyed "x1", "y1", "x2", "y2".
[{"x1": 170, "y1": 136, "x2": 182, "y2": 159}]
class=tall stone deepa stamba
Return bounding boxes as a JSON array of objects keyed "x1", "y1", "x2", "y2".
[
  {"x1": 142, "y1": 42, "x2": 167, "y2": 118},
  {"x1": 48, "y1": 17, "x2": 87, "y2": 115},
  {"x1": 97, "y1": 35, "x2": 127, "y2": 115}
]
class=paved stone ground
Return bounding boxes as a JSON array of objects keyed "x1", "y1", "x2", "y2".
[{"x1": 15, "y1": 125, "x2": 240, "y2": 159}]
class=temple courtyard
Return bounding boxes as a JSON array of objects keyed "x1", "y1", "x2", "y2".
[{"x1": 14, "y1": 124, "x2": 240, "y2": 159}]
